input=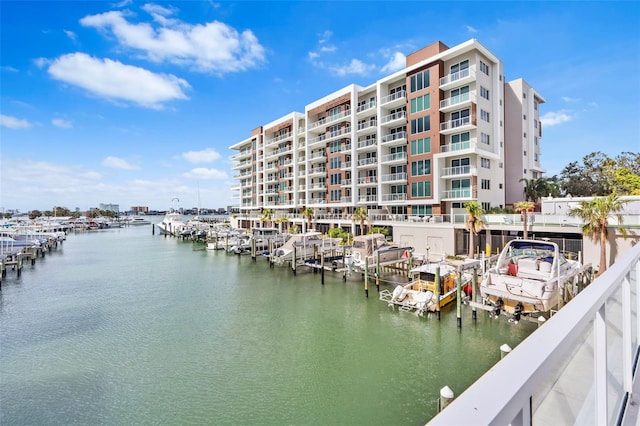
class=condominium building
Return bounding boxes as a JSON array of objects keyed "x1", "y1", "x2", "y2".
[{"x1": 230, "y1": 38, "x2": 543, "y2": 219}]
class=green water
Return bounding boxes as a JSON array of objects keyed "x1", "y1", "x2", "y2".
[{"x1": 0, "y1": 226, "x2": 536, "y2": 425}]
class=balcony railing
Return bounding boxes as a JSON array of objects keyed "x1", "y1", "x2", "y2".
[
  {"x1": 381, "y1": 152, "x2": 407, "y2": 163},
  {"x1": 381, "y1": 110, "x2": 406, "y2": 124},
  {"x1": 440, "y1": 139, "x2": 471, "y2": 153},
  {"x1": 357, "y1": 120, "x2": 377, "y2": 131},
  {"x1": 357, "y1": 138, "x2": 377, "y2": 149},
  {"x1": 382, "y1": 131, "x2": 407, "y2": 144},
  {"x1": 357, "y1": 157, "x2": 378, "y2": 167},
  {"x1": 381, "y1": 90, "x2": 406, "y2": 104},
  {"x1": 381, "y1": 193, "x2": 407, "y2": 202},
  {"x1": 265, "y1": 132, "x2": 291, "y2": 146},
  {"x1": 441, "y1": 187, "x2": 473, "y2": 199},
  {"x1": 358, "y1": 176, "x2": 377, "y2": 184},
  {"x1": 429, "y1": 243, "x2": 640, "y2": 426},
  {"x1": 439, "y1": 92, "x2": 476, "y2": 109},
  {"x1": 441, "y1": 165, "x2": 475, "y2": 177},
  {"x1": 356, "y1": 101, "x2": 376, "y2": 113},
  {"x1": 358, "y1": 195, "x2": 378, "y2": 203},
  {"x1": 440, "y1": 116, "x2": 471, "y2": 132},
  {"x1": 381, "y1": 172, "x2": 407, "y2": 182},
  {"x1": 439, "y1": 67, "x2": 473, "y2": 86}
]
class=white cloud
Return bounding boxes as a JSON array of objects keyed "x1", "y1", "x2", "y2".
[
  {"x1": 48, "y1": 52, "x2": 190, "y2": 109},
  {"x1": 1, "y1": 114, "x2": 32, "y2": 129},
  {"x1": 181, "y1": 148, "x2": 221, "y2": 164},
  {"x1": 1, "y1": 65, "x2": 19, "y2": 72},
  {"x1": 330, "y1": 58, "x2": 376, "y2": 76},
  {"x1": 80, "y1": 9, "x2": 266, "y2": 73},
  {"x1": 466, "y1": 25, "x2": 478, "y2": 33},
  {"x1": 102, "y1": 156, "x2": 139, "y2": 170},
  {"x1": 320, "y1": 45, "x2": 336, "y2": 53},
  {"x1": 183, "y1": 167, "x2": 228, "y2": 180},
  {"x1": 318, "y1": 30, "x2": 333, "y2": 44},
  {"x1": 308, "y1": 51, "x2": 319, "y2": 60},
  {"x1": 380, "y1": 52, "x2": 406, "y2": 74},
  {"x1": 52, "y1": 118, "x2": 73, "y2": 128},
  {"x1": 540, "y1": 110, "x2": 574, "y2": 126},
  {"x1": 562, "y1": 96, "x2": 581, "y2": 102},
  {"x1": 64, "y1": 30, "x2": 77, "y2": 42}
]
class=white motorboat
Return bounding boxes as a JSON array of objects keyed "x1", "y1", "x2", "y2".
[
  {"x1": 228, "y1": 228, "x2": 290, "y2": 255},
  {"x1": 346, "y1": 233, "x2": 413, "y2": 273},
  {"x1": 125, "y1": 216, "x2": 152, "y2": 226},
  {"x1": 157, "y1": 199, "x2": 186, "y2": 236},
  {"x1": 272, "y1": 231, "x2": 342, "y2": 264},
  {"x1": 380, "y1": 263, "x2": 472, "y2": 316},
  {"x1": 479, "y1": 239, "x2": 583, "y2": 316}
]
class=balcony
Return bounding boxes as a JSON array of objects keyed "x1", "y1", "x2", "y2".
[
  {"x1": 381, "y1": 110, "x2": 406, "y2": 125},
  {"x1": 265, "y1": 132, "x2": 292, "y2": 146},
  {"x1": 358, "y1": 194, "x2": 378, "y2": 203},
  {"x1": 381, "y1": 193, "x2": 407, "y2": 202},
  {"x1": 440, "y1": 116, "x2": 473, "y2": 135},
  {"x1": 266, "y1": 146, "x2": 292, "y2": 158},
  {"x1": 231, "y1": 149, "x2": 252, "y2": 160},
  {"x1": 340, "y1": 179, "x2": 352, "y2": 187},
  {"x1": 357, "y1": 157, "x2": 378, "y2": 168},
  {"x1": 232, "y1": 160, "x2": 251, "y2": 170},
  {"x1": 340, "y1": 161, "x2": 352, "y2": 170},
  {"x1": 357, "y1": 120, "x2": 377, "y2": 133},
  {"x1": 356, "y1": 101, "x2": 376, "y2": 115},
  {"x1": 308, "y1": 133, "x2": 327, "y2": 147},
  {"x1": 358, "y1": 176, "x2": 377, "y2": 185},
  {"x1": 341, "y1": 196, "x2": 353, "y2": 203},
  {"x1": 441, "y1": 165, "x2": 475, "y2": 178},
  {"x1": 440, "y1": 92, "x2": 476, "y2": 113},
  {"x1": 381, "y1": 131, "x2": 407, "y2": 145},
  {"x1": 381, "y1": 172, "x2": 407, "y2": 182},
  {"x1": 439, "y1": 67, "x2": 475, "y2": 90},
  {"x1": 441, "y1": 187, "x2": 474, "y2": 200},
  {"x1": 380, "y1": 152, "x2": 407, "y2": 164},
  {"x1": 308, "y1": 109, "x2": 352, "y2": 132},
  {"x1": 308, "y1": 151, "x2": 327, "y2": 163},
  {"x1": 308, "y1": 183, "x2": 327, "y2": 191},
  {"x1": 380, "y1": 90, "x2": 406, "y2": 107},
  {"x1": 308, "y1": 167, "x2": 326, "y2": 176},
  {"x1": 357, "y1": 138, "x2": 377, "y2": 151},
  {"x1": 340, "y1": 144, "x2": 352, "y2": 153}
]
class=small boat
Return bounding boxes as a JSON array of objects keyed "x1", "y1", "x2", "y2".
[
  {"x1": 479, "y1": 239, "x2": 583, "y2": 316},
  {"x1": 346, "y1": 233, "x2": 413, "y2": 273},
  {"x1": 380, "y1": 263, "x2": 472, "y2": 316},
  {"x1": 272, "y1": 231, "x2": 342, "y2": 264}
]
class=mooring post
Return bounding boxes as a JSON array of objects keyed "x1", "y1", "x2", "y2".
[
  {"x1": 225, "y1": 234, "x2": 229, "y2": 253},
  {"x1": 292, "y1": 245, "x2": 297, "y2": 276},
  {"x1": 375, "y1": 252, "x2": 380, "y2": 292},
  {"x1": 456, "y1": 270, "x2": 462, "y2": 329},
  {"x1": 364, "y1": 256, "x2": 369, "y2": 298},
  {"x1": 435, "y1": 265, "x2": 441, "y2": 320},
  {"x1": 251, "y1": 237, "x2": 256, "y2": 262},
  {"x1": 472, "y1": 267, "x2": 478, "y2": 321},
  {"x1": 152, "y1": 224, "x2": 155, "y2": 235},
  {"x1": 500, "y1": 344, "x2": 512, "y2": 359},
  {"x1": 437, "y1": 386, "x2": 454, "y2": 413},
  {"x1": 17, "y1": 253, "x2": 23, "y2": 277},
  {"x1": 321, "y1": 253, "x2": 325, "y2": 285},
  {"x1": 269, "y1": 240, "x2": 274, "y2": 268}
]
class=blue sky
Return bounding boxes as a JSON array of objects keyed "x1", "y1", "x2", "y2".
[{"x1": 1, "y1": 1, "x2": 638, "y2": 213}]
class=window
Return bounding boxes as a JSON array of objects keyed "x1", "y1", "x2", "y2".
[
  {"x1": 534, "y1": 153, "x2": 539, "y2": 162},
  {"x1": 330, "y1": 173, "x2": 341, "y2": 185},
  {"x1": 410, "y1": 94, "x2": 431, "y2": 113},
  {"x1": 480, "y1": 86, "x2": 490, "y2": 100},
  {"x1": 329, "y1": 141, "x2": 341, "y2": 153},
  {"x1": 450, "y1": 60, "x2": 469, "y2": 78},
  {"x1": 411, "y1": 181, "x2": 432, "y2": 197},
  {"x1": 524, "y1": 150, "x2": 527, "y2": 156},
  {"x1": 534, "y1": 102, "x2": 538, "y2": 110},
  {"x1": 524, "y1": 132, "x2": 527, "y2": 138},
  {"x1": 480, "y1": 109, "x2": 490, "y2": 122},
  {"x1": 534, "y1": 137, "x2": 538, "y2": 146},
  {"x1": 482, "y1": 202, "x2": 491, "y2": 211},
  {"x1": 534, "y1": 119, "x2": 538, "y2": 128},
  {"x1": 411, "y1": 159, "x2": 431, "y2": 176},
  {"x1": 411, "y1": 115, "x2": 431, "y2": 134},
  {"x1": 481, "y1": 132, "x2": 490, "y2": 145},
  {"x1": 481, "y1": 158, "x2": 490, "y2": 169},
  {"x1": 410, "y1": 70, "x2": 430, "y2": 93},
  {"x1": 499, "y1": 183, "x2": 503, "y2": 189},
  {"x1": 451, "y1": 109, "x2": 470, "y2": 127},
  {"x1": 411, "y1": 137, "x2": 431, "y2": 154},
  {"x1": 481, "y1": 179, "x2": 490, "y2": 190},
  {"x1": 451, "y1": 132, "x2": 470, "y2": 149},
  {"x1": 329, "y1": 157, "x2": 341, "y2": 169},
  {"x1": 523, "y1": 114, "x2": 527, "y2": 120},
  {"x1": 411, "y1": 205, "x2": 433, "y2": 215},
  {"x1": 479, "y1": 61, "x2": 489, "y2": 75},
  {"x1": 330, "y1": 189, "x2": 342, "y2": 201}
]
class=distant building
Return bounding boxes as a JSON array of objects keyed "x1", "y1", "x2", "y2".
[
  {"x1": 99, "y1": 203, "x2": 120, "y2": 213},
  {"x1": 130, "y1": 206, "x2": 149, "y2": 214}
]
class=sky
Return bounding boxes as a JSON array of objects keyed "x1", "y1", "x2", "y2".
[{"x1": 1, "y1": 1, "x2": 639, "y2": 213}]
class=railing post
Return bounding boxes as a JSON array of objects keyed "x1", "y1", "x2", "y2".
[
  {"x1": 623, "y1": 272, "x2": 632, "y2": 393},
  {"x1": 594, "y1": 304, "x2": 608, "y2": 425}
]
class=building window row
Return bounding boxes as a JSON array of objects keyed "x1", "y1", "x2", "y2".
[
  {"x1": 411, "y1": 137, "x2": 431, "y2": 155},
  {"x1": 411, "y1": 181, "x2": 432, "y2": 198},
  {"x1": 410, "y1": 94, "x2": 431, "y2": 113},
  {"x1": 410, "y1": 70, "x2": 430, "y2": 93}
]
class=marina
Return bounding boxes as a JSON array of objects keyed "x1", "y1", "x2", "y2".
[{"x1": 0, "y1": 223, "x2": 537, "y2": 425}]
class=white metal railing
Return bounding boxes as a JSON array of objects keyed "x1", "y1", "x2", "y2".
[
  {"x1": 441, "y1": 165, "x2": 475, "y2": 177},
  {"x1": 428, "y1": 243, "x2": 640, "y2": 425},
  {"x1": 381, "y1": 110, "x2": 406, "y2": 124},
  {"x1": 357, "y1": 138, "x2": 377, "y2": 149},
  {"x1": 381, "y1": 172, "x2": 407, "y2": 182},
  {"x1": 381, "y1": 152, "x2": 407, "y2": 163},
  {"x1": 356, "y1": 101, "x2": 376, "y2": 113},
  {"x1": 381, "y1": 90, "x2": 406, "y2": 104},
  {"x1": 440, "y1": 116, "x2": 471, "y2": 132},
  {"x1": 382, "y1": 193, "x2": 407, "y2": 202},
  {"x1": 382, "y1": 131, "x2": 407, "y2": 144},
  {"x1": 439, "y1": 67, "x2": 474, "y2": 86},
  {"x1": 357, "y1": 120, "x2": 377, "y2": 131},
  {"x1": 439, "y1": 92, "x2": 477, "y2": 109}
]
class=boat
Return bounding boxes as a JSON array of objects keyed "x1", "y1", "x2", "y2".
[
  {"x1": 228, "y1": 227, "x2": 289, "y2": 254},
  {"x1": 157, "y1": 198, "x2": 186, "y2": 236},
  {"x1": 479, "y1": 239, "x2": 583, "y2": 316},
  {"x1": 125, "y1": 216, "x2": 152, "y2": 226},
  {"x1": 272, "y1": 231, "x2": 342, "y2": 264},
  {"x1": 380, "y1": 263, "x2": 472, "y2": 316},
  {"x1": 346, "y1": 233, "x2": 413, "y2": 273}
]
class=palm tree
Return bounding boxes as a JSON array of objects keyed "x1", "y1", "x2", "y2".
[
  {"x1": 352, "y1": 207, "x2": 369, "y2": 236},
  {"x1": 302, "y1": 207, "x2": 314, "y2": 232},
  {"x1": 465, "y1": 201, "x2": 484, "y2": 259},
  {"x1": 260, "y1": 208, "x2": 273, "y2": 228},
  {"x1": 568, "y1": 194, "x2": 628, "y2": 275},
  {"x1": 514, "y1": 201, "x2": 535, "y2": 239},
  {"x1": 519, "y1": 178, "x2": 538, "y2": 202}
]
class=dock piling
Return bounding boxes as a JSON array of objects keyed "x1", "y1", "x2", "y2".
[{"x1": 456, "y1": 271, "x2": 462, "y2": 329}]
